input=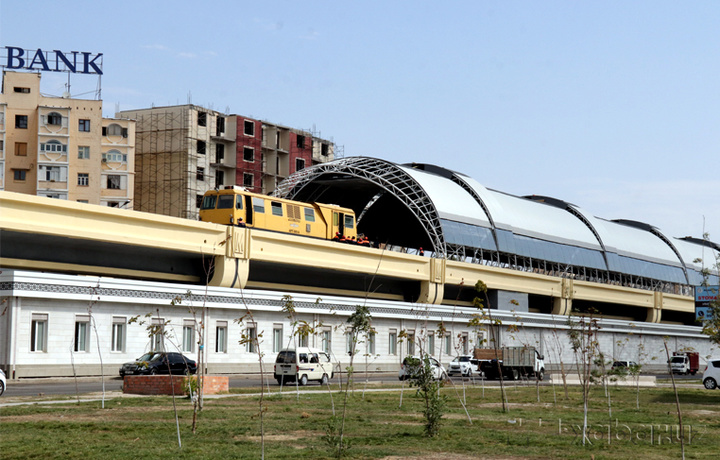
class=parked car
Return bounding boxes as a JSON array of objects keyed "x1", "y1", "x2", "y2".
[
  {"x1": 0, "y1": 368, "x2": 6, "y2": 396},
  {"x1": 611, "y1": 361, "x2": 638, "y2": 371},
  {"x1": 398, "y1": 356, "x2": 447, "y2": 381},
  {"x1": 119, "y1": 352, "x2": 197, "y2": 377},
  {"x1": 702, "y1": 358, "x2": 720, "y2": 390},
  {"x1": 447, "y1": 355, "x2": 479, "y2": 377},
  {"x1": 273, "y1": 347, "x2": 334, "y2": 386}
]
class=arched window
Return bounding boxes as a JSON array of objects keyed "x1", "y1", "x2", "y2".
[
  {"x1": 102, "y1": 149, "x2": 127, "y2": 163},
  {"x1": 41, "y1": 140, "x2": 67, "y2": 153},
  {"x1": 47, "y1": 112, "x2": 62, "y2": 126},
  {"x1": 107, "y1": 123, "x2": 123, "y2": 136}
]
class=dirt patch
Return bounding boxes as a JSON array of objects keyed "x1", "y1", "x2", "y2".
[
  {"x1": 240, "y1": 431, "x2": 320, "y2": 442},
  {"x1": 382, "y1": 455, "x2": 530, "y2": 460}
]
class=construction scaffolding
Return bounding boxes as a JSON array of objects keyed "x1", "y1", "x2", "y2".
[{"x1": 132, "y1": 108, "x2": 192, "y2": 219}]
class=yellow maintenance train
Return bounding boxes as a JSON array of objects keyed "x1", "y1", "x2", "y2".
[{"x1": 199, "y1": 186, "x2": 358, "y2": 240}]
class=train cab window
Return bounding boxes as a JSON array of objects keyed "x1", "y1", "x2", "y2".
[
  {"x1": 236, "y1": 195, "x2": 243, "y2": 209},
  {"x1": 271, "y1": 201, "x2": 283, "y2": 216},
  {"x1": 201, "y1": 195, "x2": 217, "y2": 210},
  {"x1": 252, "y1": 197, "x2": 265, "y2": 213},
  {"x1": 304, "y1": 208, "x2": 315, "y2": 222},
  {"x1": 344, "y1": 214, "x2": 355, "y2": 229},
  {"x1": 217, "y1": 195, "x2": 234, "y2": 209},
  {"x1": 333, "y1": 212, "x2": 339, "y2": 226}
]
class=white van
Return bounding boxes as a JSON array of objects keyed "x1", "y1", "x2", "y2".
[{"x1": 274, "y1": 347, "x2": 334, "y2": 386}]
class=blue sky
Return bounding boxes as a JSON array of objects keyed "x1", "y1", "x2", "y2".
[{"x1": 2, "y1": 1, "x2": 718, "y2": 241}]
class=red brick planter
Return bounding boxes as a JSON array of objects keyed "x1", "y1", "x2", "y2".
[{"x1": 122, "y1": 375, "x2": 229, "y2": 395}]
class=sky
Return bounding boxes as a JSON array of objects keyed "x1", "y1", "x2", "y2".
[{"x1": 1, "y1": 1, "x2": 718, "y2": 241}]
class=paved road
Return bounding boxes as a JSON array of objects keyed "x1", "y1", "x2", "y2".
[{"x1": 0, "y1": 372, "x2": 702, "y2": 399}]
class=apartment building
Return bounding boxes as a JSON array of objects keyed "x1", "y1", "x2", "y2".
[
  {"x1": 118, "y1": 104, "x2": 335, "y2": 220},
  {"x1": 0, "y1": 70, "x2": 135, "y2": 207},
  {"x1": 236, "y1": 115, "x2": 335, "y2": 194}
]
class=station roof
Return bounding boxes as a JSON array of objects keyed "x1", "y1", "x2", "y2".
[{"x1": 274, "y1": 156, "x2": 719, "y2": 285}]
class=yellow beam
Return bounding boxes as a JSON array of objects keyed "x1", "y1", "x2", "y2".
[{"x1": 0, "y1": 191, "x2": 697, "y2": 316}]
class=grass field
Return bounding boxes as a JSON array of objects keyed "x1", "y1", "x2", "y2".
[{"x1": 1, "y1": 379, "x2": 719, "y2": 459}]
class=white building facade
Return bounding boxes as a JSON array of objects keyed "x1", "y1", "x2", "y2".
[{"x1": 0, "y1": 269, "x2": 715, "y2": 379}]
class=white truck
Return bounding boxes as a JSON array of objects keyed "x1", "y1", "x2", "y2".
[{"x1": 474, "y1": 346, "x2": 545, "y2": 381}]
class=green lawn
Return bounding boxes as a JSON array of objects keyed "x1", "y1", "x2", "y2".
[{"x1": 1, "y1": 380, "x2": 719, "y2": 459}]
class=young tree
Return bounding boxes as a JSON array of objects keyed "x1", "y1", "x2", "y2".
[
  {"x1": 473, "y1": 280, "x2": 509, "y2": 412},
  {"x1": 335, "y1": 305, "x2": 372, "y2": 457},
  {"x1": 235, "y1": 311, "x2": 267, "y2": 459},
  {"x1": 567, "y1": 312, "x2": 601, "y2": 446}
]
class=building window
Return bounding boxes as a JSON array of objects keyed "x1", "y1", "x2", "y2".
[
  {"x1": 14, "y1": 86, "x2": 30, "y2": 93},
  {"x1": 461, "y1": 332, "x2": 469, "y2": 354},
  {"x1": 243, "y1": 173, "x2": 254, "y2": 188},
  {"x1": 196, "y1": 167, "x2": 204, "y2": 181},
  {"x1": 41, "y1": 140, "x2": 67, "y2": 152},
  {"x1": 196, "y1": 195, "x2": 204, "y2": 209},
  {"x1": 31, "y1": 313, "x2": 48, "y2": 352},
  {"x1": 215, "y1": 170, "x2": 224, "y2": 189},
  {"x1": 0, "y1": 140, "x2": 3, "y2": 152},
  {"x1": 39, "y1": 165, "x2": 67, "y2": 182},
  {"x1": 78, "y1": 119, "x2": 91, "y2": 132},
  {"x1": 216, "y1": 321, "x2": 228, "y2": 353},
  {"x1": 296, "y1": 135, "x2": 306, "y2": 149},
  {"x1": 15, "y1": 115, "x2": 28, "y2": 129},
  {"x1": 296, "y1": 158, "x2": 305, "y2": 171},
  {"x1": 182, "y1": 320, "x2": 195, "y2": 353},
  {"x1": 246, "y1": 325, "x2": 257, "y2": 353},
  {"x1": 74, "y1": 315, "x2": 90, "y2": 352},
  {"x1": 407, "y1": 331, "x2": 415, "y2": 356},
  {"x1": 198, "y1": 112, "x2": 207, "y2": 127},
  {"x1": 111, "y1": 317, "x2": 126, "y2": 352},
  {"x1": 77, "y1": 173, "x2": 89, "y2": 186},
  {"x1": 197, "y1": 140, "x2": 206, "y2": 155},
  {"x1": 243, "y1": 147, "x2": 254, "y2": 162},
  {"x1": 444, "y1": 334, "x2": 452, "y2": 355},
  {"x1": 389, "y1": 330, "x2": 397, "y2": 355},
  {"x1": 78, "y1": 146, "x2": 90, "y2": 159},
  {"x1": 151, "y1": 318, "x2": 165, "y2": 351},
  {"x1": 13, "y1": 169, "x2": 27, "y2": 181},
  {"x1": 107, "y1": 175, "x2": 121, "y2": 189},
  {"x1": 321, "y1": 143, "x2": 329, "y2": 156},
  {"x1": 102, "y1": 151, "x2": 127, "y2": 163},
  {"x1": 15, "y1": 142, "x2": 27, "y2": 156},
  {"x1": 215, "y1": 144, "x2": 225, "y2": 163},
  {"x1": 47, "y1": 112, "x2": 62, "y2": 126},
  {"x1": 346, "y1": 330, "x2": 354, "y2": 355},
  {"x1": 428, "y1": 333, "x2": 435, "y2": 356},
  {"x1": 366, "y1": 331, "x2": 376, "y2": 355},
  {"x1": 102, "y1": 124, "x2": 127, "y2": 137},
  {"x1": 298, "y1": 333, "x2": 309, "y2": 348},
  {"x1": 322, "y1": 329, "x2": 332, "y2": 354},
  {"x1": 244, "y1": 120, "x2": 255, "y2": 136},
  {"x1": 216, "y1": 116, "x2": 225, "y2": 135},
  {"x1": 273, "y1": 325, "x2": 283, "y2": 353}
]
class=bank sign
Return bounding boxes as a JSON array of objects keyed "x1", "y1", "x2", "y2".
[
  {"x1": 3, "y1": 46, "x2": 102, "y2": 75},
  {"x1": 696, "y1": 285, "x2": 719, "y2": 321}
]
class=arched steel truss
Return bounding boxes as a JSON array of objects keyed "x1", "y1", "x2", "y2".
[
  {"x1": 273, "y1": 157, "x2": 716, "y2": 296},
  {"x1": 272, "y1": 157, "x2": 447, "y2": 257}
]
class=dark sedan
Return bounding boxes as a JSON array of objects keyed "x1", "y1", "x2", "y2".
[{"x1": 119, "y1": 352, "x2": 197, "y2": 377}]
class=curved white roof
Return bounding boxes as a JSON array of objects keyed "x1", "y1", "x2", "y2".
[
  {"x1": 457, "y1": 177, "x2": 602, "y2": 250},
  {"x1": 582, "y1": 215, "x2": 683, "y2": 267},
  {"x1": 399, "y1": 166, "x2": 492, "y2": 228}
]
